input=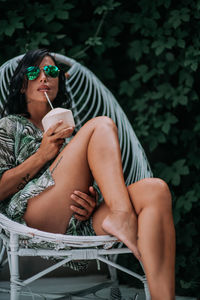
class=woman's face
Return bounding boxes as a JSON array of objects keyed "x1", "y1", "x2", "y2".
[{"x1": 24, "y1": 55, "x2": 59, "y2": 106}]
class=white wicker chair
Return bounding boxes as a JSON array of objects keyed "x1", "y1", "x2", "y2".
[{"x1": 0, "y1": 53, "x2": 152, "y2": 300}]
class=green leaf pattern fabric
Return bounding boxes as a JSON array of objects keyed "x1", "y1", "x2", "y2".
[
  {"x1": 0, "y1": 114, "x2": 96, "y2": 237},
  {"x1": 0, "y1": 114, "x2": 97, "y2": 271}
]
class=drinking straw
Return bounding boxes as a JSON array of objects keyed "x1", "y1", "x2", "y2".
[{"x1": 44, "y1": 92, "x2": 54, "y2": 110}]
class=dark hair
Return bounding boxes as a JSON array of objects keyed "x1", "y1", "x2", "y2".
[{"x1": 5, "y1": 49, "x2": 71, "y2": 117}]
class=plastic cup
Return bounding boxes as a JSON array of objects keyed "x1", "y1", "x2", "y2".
[{"x1": 42, "y1": 107, "x2": 75, "y2": 132}]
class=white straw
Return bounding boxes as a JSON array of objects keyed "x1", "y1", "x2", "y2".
[{"x1": 44, "y1": 92, "x2": 54, "y2": 110}]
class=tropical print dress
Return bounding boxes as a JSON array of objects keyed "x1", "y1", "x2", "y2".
[{"x1": 0, "y1": 114, "x2": 95, "y2": 237}]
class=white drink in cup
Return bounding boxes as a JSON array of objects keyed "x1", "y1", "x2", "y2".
[
  {"x1": 42, "y1": 92, "x2": 75, "y2": 133},
  {"x1": 42, "y1": 107, "x2": 75, "y2": 132}
]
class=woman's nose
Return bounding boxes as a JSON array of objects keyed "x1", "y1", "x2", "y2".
[{"x1": 39, "y1": 69, "x2": 48, "y2": 82}]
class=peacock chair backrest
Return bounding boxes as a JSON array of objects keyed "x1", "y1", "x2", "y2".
[{"x1": 0, "y1": 53, "x2": 153, "y2": 189}]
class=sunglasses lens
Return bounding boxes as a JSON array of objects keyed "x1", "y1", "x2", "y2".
[
  {"x1": 44, "y1": 65, "x2": 59, "y2": 78},
  {"x1": 26, "y1": 65, "x2": 60, "y2": 80},
  {"x1": 26, "y1": 66, "x2": 40, "y2": 80}
]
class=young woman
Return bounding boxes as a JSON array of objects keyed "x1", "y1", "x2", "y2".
[{"x1": 0, "y1": 49, "x2": 175, "y2": 300}]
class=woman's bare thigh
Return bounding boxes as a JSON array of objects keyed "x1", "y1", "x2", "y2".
[{"x1": 23, "y1": 119, "x2": 103, "y2": 233}]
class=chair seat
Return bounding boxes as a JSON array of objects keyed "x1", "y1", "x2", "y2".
[{"x1": 0, "y1": 213, "x2": 119, "y2": 249}]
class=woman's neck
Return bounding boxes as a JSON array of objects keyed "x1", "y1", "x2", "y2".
[{"x1": 27, "y1": 102, "x2": 51, "y2": 130}]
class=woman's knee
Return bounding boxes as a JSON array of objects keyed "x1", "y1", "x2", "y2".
[
  {"x1": 128, "y1": 178, "x2": 172, "y2": 213},
  {"x1": 89, "y1": 116, "x2": 117, "y2": 132},
  {"x1": 144, "y1": 178, "x2": 172, "y2": 209}
]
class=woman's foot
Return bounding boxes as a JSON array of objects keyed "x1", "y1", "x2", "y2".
[{"x1": 102, "y1": 210, "x2": 141, "y2": 260}]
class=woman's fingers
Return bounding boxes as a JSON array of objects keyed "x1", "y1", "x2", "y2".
[
  {"x1": 89, "y1": 186, "x2": 98, "y2": 201},
  {"x1": 88, "y1": 186, "x2": 96, "y2": 197},
  {"x1": 45, "y1": 120, "x2": 74, "y2": 138},
  {"x1": 73, "y1": 190, "x2": 97, "y2": 208},
  {"x1": 52, "y1": 126, "x2": 74, "y2": 139},
  {"x1": 46, "y1": 120, "x2": 63, "y2": 136},
  {"x1": 71, "y1": 194, "x2": 93, "y2": 214},
  {"x1": 38, "y1": 132, "x2": 65, "y2": 162},
  {"x1": 59, "y1": 127, "x2": 74, "y2": 138},
  {"x1": 70, "y1": 188, "x2": 97, "y2": 220},
  {"x1": 70, "y1": 205, "x2": 88, "y2": 217},
  {"x1": 56, "y1": 138, "x2": 65, "y2": 148},
  {"x1": 71, "y1": 213, "x2": 89, "y2": 221},
  {"x1": 70, "y1": 204, "x2": 90, "y2": 221}
]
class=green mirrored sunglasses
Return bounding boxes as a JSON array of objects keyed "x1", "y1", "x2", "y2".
[{"x1": 26, "y1": 65, "x2": 60, "y2": 80}]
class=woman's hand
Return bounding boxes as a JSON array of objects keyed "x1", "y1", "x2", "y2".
[
  {"x1": 70, "y1": 186, "x2": 98, "y2": 221},
  {"x1": 37, "y1": 121, "x2": 74, "y2": 162}
]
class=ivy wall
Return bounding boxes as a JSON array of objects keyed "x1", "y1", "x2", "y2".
[{"x1": 0, "y1": 0, "x2": 199, "y2": 297}]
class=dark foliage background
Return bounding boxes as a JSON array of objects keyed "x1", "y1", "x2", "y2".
[{"x1": 0, "y1": 0, "x2": 199, "y2": 297}]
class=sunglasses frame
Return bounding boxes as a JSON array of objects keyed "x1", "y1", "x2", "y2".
[{"x1": 26, "y1": 65, "x2": 60, "y2": 81}]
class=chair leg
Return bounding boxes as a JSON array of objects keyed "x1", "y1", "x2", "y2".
[
  {"x1": 108, "y1": 260, "x2": 118, "y2": 282},
  {"x1": 10, "y1": 233, "x2": 21, "y2": 300},
  {"x1": 108, "y1": 255, "x2": 122, "y2": 300},
  {"x1": 143, "y1": 277, "x2": 151, "y2": 300}
]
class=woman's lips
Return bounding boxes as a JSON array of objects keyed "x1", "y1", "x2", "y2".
[{"x1": 37, "y1": 85, "x2": 50, "y2": 92}]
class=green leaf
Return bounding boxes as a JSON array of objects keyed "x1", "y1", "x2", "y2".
[
  {"x1": 177, "y1": 39, "x2": 185, "y2": 48},
  {"x1": 128, "y1": 41, "x2": 142, "y2": 61},
  {"x1": 191, "y1": 62, "x2": 198, "y2": 71},
  {"x1": 156, "y1": 159, "x2": 189, "y2": 186},
  {"x1": 109, "y1": 26, "x2": 121, "y2": 36},
  {"x1": 156, "y1": 45, "x2": 165, "y2": 56},
  {"x1": 5, "y1": 26, "x2": 15, "y2": 37},
  {"x1": 57, "y1": 11, "x2": 69, "y2": 20},
  {"x1": 130, "y1": 73, "x2": 141, "y2": 82},
  {"x1": 44, "y1": 13, "x2": 55, "y2": 23},
  {"x1": 136, "y1": 64, "x2": 148, "y2": 74},
  {"x1": 3, "y1": 12, "x2": 24, "y2": 36},
  {"x1": 49, "y1": 22, "x2": 63, "y2": 33},
  {"x1": 119, "y1": 80, "x2": 134, "y2": 97},
  {"x1": 56, "y1": 34, "x2": 67, "y2": 39},
  {"x1": 85, "y1": 37, "x2": 102, "y2": 46},
  {"x1": 94, "y1": 1, "x2": 121, "y2": 15},
  {"x1": 184, "y1": 201, "x2": 192, "y2": 211},
  {"x1": 162, "y1": 122, "x2": 170, "y2": 134},
  {"x1": 151, "y1": 40, "x2": 166, "y2": 55},
  {"x1": 197, "y1": 0, "x2": 200, "y2": 10},
  {"x1": 28, "y1": 32, "x2": 50, "y2": 48},
  {"x1": 166, "y1": 37, "x2": 176, "y2": 49},
  {"x1": 157, "y1": 132, "x2": 166, "y2": 143},
  {"x1": 180, "y1": 280, "x2": 193, "y2": 289},
  {"x1": 95, "y1": 5, "x2": 108, "y2": 14},
  {"x1": 128, "y1": 39, "x2": 150, "y2": 61},
  {"x1": 149, "y1": 140, "x2": 158, "y2": 152},
  {"x1": 172, "y1": 173, "x2": 180, "y2": 185},
  {"x1": 179, "y1": 71, "x2": 194, "y2": 87},
  {"x1": 164, "y1": 0, "x2": 171, "y2": 9},
  {"x1": 142, "y1": 69, "x2": 155, "y2": 82}
]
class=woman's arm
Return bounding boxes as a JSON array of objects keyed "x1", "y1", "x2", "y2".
[
  {"x1": 0, "y1": 151, "x2": 48, "y2": 201},
  {"x1": 0, "y1": 121, "x2": 74, "y2": 202}
]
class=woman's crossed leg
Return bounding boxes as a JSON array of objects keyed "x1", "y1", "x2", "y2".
[{"x1": 93, "y1": 178, "x2": 175, "y2": 300}]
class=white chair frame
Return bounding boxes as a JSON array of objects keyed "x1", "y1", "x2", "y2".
[{"x1": 0, "y1": 53, "x2": 152, "y2": 300}]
